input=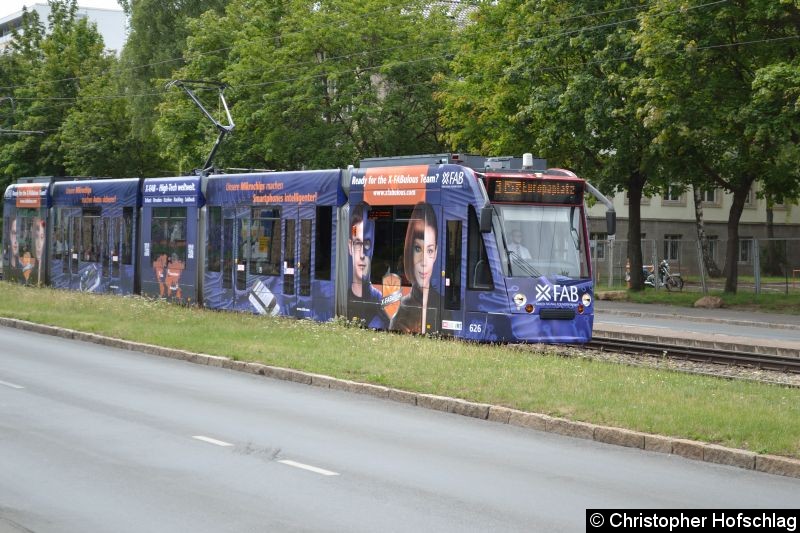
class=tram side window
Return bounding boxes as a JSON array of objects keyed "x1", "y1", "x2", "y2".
[
  {"x1": 207, "y1": 206, "x2": 222, "y2": 272},
  {"x1": 53, "y1": 209, "x2": 65, "y2": 260},
  {"x1": 152, "y1": 207, "x2": 187, "y2": 265},
  {"x1": 99, "y1": 218, "x2": 109, "y2": 277},
  {"x1": 368, "y1": 207, "x2": 409, "y2": 286},
  {"x1": 16, "y1": 211, "x2": 34, "y2": 263},
  {"x1": 283, "y1": 219, "x2": 296, "y2": 295},
  {"x1": 71, "y1": 215, "x2": 80, "y2": 270},
  {"x1": 249, "y1": 207, "x2": 281, "y2": 276},
  {"x1": 315, "y1": 206, "x2": 331, "y2": 281},
  {"x1": 468, "y1": 206, "x2": 493, "y2": 290},
  {"x1": 445, "y1": 220, "x2": 462, "y2": 310},
  {"x1": 222, "y1": 217, "x2": 234, "y2": 290},
  {"x1": 122, "y1": 207, "x2": 133, "y2": 265},
  {"x1": 81, "y1": 207, "x2": 102, "y2": 262},
  {"x1": 111, "y1": 218, "x2": 120, "y2": 277},
  {"x1": 299, "y1": 219, "x2": 312, "y2": 296},
  {"x1": 236, "y1": 217, "x2": 247, "y2": 291}
]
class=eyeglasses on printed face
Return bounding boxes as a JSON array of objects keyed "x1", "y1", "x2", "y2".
[{"x1": 351, "y1": 239, "x2": 372, "y2": 254}]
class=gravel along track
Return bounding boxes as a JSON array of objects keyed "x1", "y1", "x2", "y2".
[{"x1": 522, "y1": 343, "x2": 800, "y2": 389}]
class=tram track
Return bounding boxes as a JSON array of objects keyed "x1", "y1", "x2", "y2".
[{"x1": 586, "y1": 336, "x2": 800, "y2": 374}]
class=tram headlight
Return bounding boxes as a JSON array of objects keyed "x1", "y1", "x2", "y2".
[
  {"x1": 513, "y1": 293, "x2": 527, "y2": 308},
  {"x1": 582, "y1": 293, "x2": 592, "y2": 307}
]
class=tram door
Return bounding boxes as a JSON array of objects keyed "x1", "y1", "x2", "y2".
[
  {"x1": 220, "y1": 208, "x2": 249, "y2": 309},
  {"x1": 281, "y1": 206, "x2": 315, "y2": 318},
  {"x1": 441, "y1": 217, "x2": 464, "y2": 337}
]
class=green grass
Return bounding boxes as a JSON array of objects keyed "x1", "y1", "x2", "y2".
[
  {"x1": 2, "y1": 282, "x2": 800, "y2": 458},
  {"x1": 622, "y1": 287, "x2": 800, "y2": 314}
]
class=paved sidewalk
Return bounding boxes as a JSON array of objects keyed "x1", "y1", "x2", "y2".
[{"x1": 595, "y1": 300, "x2": 800, "y2": 329}]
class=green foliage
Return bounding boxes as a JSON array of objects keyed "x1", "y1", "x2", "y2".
[
  {"x1": 0, "y1": 0, "x2": 110, "y2": 178},
  {"x1": 156, "y1": 0, "x2": 453, "y2": 171},
  {"x1": 0, "y1": 0, "x2": 797, "y2": 236},
  {"x1": 439, "y1": 0, "x2": 660, "y2": 289},
  {"x1": 635, "y1": 0, "x2": 800, "y2": 292}
]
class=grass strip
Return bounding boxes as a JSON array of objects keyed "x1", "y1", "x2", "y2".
[{"x1": 2, "y1": 282, "x2": 799, "y2": 458}]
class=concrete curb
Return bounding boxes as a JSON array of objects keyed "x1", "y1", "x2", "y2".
[{"x1": 4, "y1": 316, "x2": 800, "y2": 479}]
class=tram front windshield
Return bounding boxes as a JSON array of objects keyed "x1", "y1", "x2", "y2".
[{"x1": 496, "y1": 204, "x2": 589, "y2": 279}]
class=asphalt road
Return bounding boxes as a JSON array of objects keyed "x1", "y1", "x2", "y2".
[{"x1": 1, "y1": 327, "x2": 798, "y2": 533}]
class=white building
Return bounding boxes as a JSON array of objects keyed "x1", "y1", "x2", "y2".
[
  {"x1": 0, "y1": 3, "x2": 126, "y2": 54},
  {"x1": 587, "y1": 185, "x2": 800, "y2": 279}
]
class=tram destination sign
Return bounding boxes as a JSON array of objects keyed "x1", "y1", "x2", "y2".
[{"x1": 488, "y1": 178, "x2": 583, "y2": 204}]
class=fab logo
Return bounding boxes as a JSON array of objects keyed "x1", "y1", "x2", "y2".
[{"x1": 535, "y1": 284, "x2": 579, "y2": 303}]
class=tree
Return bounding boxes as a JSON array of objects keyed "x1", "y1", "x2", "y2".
[
  {"x1": 120, "y1": 0, "x2": 227, "y2": 173},
  {"x1": 439, "y1": 0, "x2": 660, "y2": 289},
  {"x1": 636, "y1": 0, "x2": 800, "y2": 293},
  {"x1": 0, "y1": 0, "x2": 111, "y2": 178},
  {"x1": 60, "y1": 60, "x2": 163, "y2": 178},
  {"x1": 0, "y1": 6, "x2": 46, "y2": 181},
  {"x1": 156, "y1": 0, "x2": 454, "y2": 171}
]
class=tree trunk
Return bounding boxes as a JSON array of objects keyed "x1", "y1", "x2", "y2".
[
  {"x1": 763, "y1": 200, "x2": 783, "y2": 276},
  {"x1": 692, "y1": 185, "x2": 721, "y2": 277},
  {"x1": 724, "y1": 182, "x2": 752, "y2": 294},
  {"x1": 627, "y1": 172, "x2": 647, "y2": 291}
]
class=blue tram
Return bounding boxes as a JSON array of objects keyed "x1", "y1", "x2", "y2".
[
  {"x1": 1, "y1": 155, "x2": 614, "y2": 344},
  {"x1": 140, "y1": 176, "x2": 204, "y2": 304},
  {"x1": 201, "y1": 170, "x2": 343, "y2": 320},
  {"x1": 2, "y1": 180, "x2": 50, "y2": 287},
  {"x1": 49, "y1": 178, "x2": 139, "y2": 295}
]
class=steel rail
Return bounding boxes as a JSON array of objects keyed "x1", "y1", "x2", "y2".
[{"x1": 586, "y1": 336, "x2": 800, "y2": 374}]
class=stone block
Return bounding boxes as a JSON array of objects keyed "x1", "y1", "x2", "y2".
[
  {"x1": 507, "y1": 410, "x2": 549, "y2": 431},
  {"x1": 703, "y1": 444, "x2": 756, "y2": 470},
  {"x1": 487, "y1": 406, "x2": 513, "y2": 424},
  {"x1": 644, "y1": 435, "x2": 673, "y2": 454},
  {"x1": 388, "y1": 389, "x2": 417, "y2": 405},
  {"x1": 452, "y1": 400, "x2": 490, "y2": 420},
  {"x1": 755, "y1": 455, "x2": 800, "y2": 479},
  {"x1": 672, "y1": 439, "x2": 704, "y2": 461},
  {"x1": 546, "y1": 418, "x2": 595, "y2": 440},
  {"x1": 594, "y1": 427, "x2": 645, "y2": 449}
]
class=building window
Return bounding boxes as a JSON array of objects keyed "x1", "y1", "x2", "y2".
[
  {"x1": 662, "y1": 184, "x2": 685, "y2": 205},
  {"x1": 744, "y1": 186, "x2": 756, "y2": 208},
  {"x1": 701, "y1": 188, "x2": 720, "y2": 207},
  {"x1": 664, "y1": 234, "x2": 681, "y2": 261},
  {"x1": 739, "y1": 238, "x2": 753, "y2": 264},
  {"x1": 590, "y1": 232, "x2": 606, "y2": 260},
  {"x1": 707, "y1": 235, "x2": 718, "y2": 262}
]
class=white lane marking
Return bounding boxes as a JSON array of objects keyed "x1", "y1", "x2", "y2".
[
  {"x1": 0, "y1": 379, "x2": 24, "y2": 390},
  {"x1": 192, "y1": 435, "x2": 234, "y2": 447},
  {"x1": 278, "y1": 459, "x2": 339, "y2": 477}
]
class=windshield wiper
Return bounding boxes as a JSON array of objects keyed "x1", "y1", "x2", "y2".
[{"x1": 508, "y1": 251, "x2": 541, "y2": 278}]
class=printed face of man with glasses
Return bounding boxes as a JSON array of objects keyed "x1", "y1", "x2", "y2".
[{"x1": 349, "y1": 206, "x2": 373, "y2": 299}]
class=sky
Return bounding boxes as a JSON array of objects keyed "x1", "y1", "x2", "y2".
[{"x1": 3, "y1": 0, "x2": 123, "y2": 16}]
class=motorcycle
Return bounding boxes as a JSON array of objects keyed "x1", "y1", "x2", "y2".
[{"x1": 644, "y1": 259, "x2": 684, "y2": 291}]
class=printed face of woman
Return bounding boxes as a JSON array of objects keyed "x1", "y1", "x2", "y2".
[
  {"x1": 9, "y1": 218, "x2": 18, "y2": 264},
  {"x1": 34, "y1": 218, "x2": 45, "y2": 259},
  {"x1": 412, "y1": 222, "x2": 437, "y2": 289}
]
